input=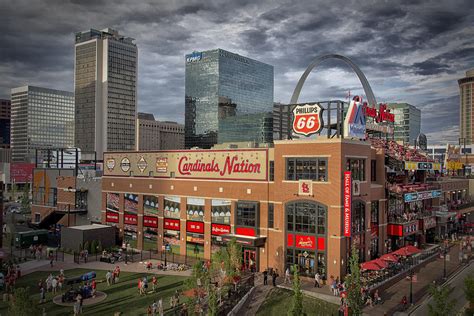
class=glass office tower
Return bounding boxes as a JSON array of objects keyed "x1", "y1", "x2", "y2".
[
  {"x1": 388, "y1": 103, "x2": 421, "y2": 145},
  {"x1": 10, "y1": 86, "x2": 74, "y2": 162},
  {"x1": 185, "y1": 49, "x2": 274, "y2": 148}
]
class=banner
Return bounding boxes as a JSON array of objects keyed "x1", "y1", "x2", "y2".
[
  {"x1": 143, "y1": 216, "x2": 158, "y2": 228},
  {"x1": 106, "y1": 211, "x2": 119, "y2": 223},
  {"x1": 124, "y1": 214, "x2": 138, "y2": 225},
  {"x1": 404, "y1": 190, "x2": 442, "y2": 202},
  {"x1": 164, "y1": 218, "x2": 180, "y2": 231},
  {"x1": 211, "y1": 224, "x2": 231, "y2": 236},
  {"x1": 295, "y1": 235, "x2": 316, "y2": 249},
  {"x1": 343, "y1": 171, "x2": 352, "y2": 237},
  {"x1": 186, "y1": 221, "x2": 204, "y2": 234}
]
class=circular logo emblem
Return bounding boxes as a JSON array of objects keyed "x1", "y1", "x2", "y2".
[
  {"x1": 106, "y1": 158, "x2": 116, "y2": 170},
  {"x1": 120, "y1": 157, "x2": 131, "y2": 172}
]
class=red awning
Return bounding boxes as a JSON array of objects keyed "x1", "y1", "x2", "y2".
[
  {"x1": 360, "y1": 261, "x2": 382, "y2": 271},
  {"x1": 380, "y1": 253, "x2": 399, "y2": 262},
  {"x1": 392, "y1": 245, "x2": 421, "y2": 256},
  {"x1": 373, "y1": 258, "x2": 389, "y2": 268}
]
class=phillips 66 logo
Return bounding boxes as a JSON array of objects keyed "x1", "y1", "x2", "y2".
[{"x1": 292, "y1": 103, "x2": 324, "y2": 136}]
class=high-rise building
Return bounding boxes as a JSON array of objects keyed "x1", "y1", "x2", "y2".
[
  {"x1": 388, "y1": 103, "x2": 421, "y2": 145},
  {"x1": 218, "y1": 112, "x2": 273, "y2": 145},
  {"x1": 136, "y1": 112, "x2": 184, "y2": 150},
  {"x1": 185, "y1": 49, "x2": 273, "y2": 149},
  {"x1": 74, "y1": 28, "x2": 138, "y2": 158},
  {"x1": 10, "y1": 86, "x2": 74, "y2": 162},
  {"x1": 0, "y1": 99, "x2": 11, "y2": 149},
  {"x1": 273, "y1": 103, "x2": 293, "y2": 141},
  {"x1": 459, "y1": 69, "x2": 474, "y2": 144}
]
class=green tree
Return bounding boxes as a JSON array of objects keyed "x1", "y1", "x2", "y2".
[
  {"x1": 8, "y1": 287, "x2": 39, "y2": 316},
  {"x1": 345, "y1": 245, "x2": 364, "y2": 316},
  {"x1": 207, "y1": 283, "x2": 218, "y2": 316},
  {"x1": 428, "y1": 284, "x2": 456, "y2": 316},
  {"x1": 464, "y1": 274, "x2": 474, "y2": 309},
  {"x1": 288, "y1": 264, "x2": 304, "y2": 316},
  {"x1": 20, "y1": 184, "x2": 30, "y2": 214},
  {"x1": 227, "y1": 238, "x2": 242, "y2": 277}
]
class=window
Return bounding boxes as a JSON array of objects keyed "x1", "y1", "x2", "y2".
[
  {"x1": 286, "y1": 158, "x2": 327, "y2": 181},
  {"x1": 370, "y1": 160, "x2": 377, "y2": 182},
  {"x1": 34, "y1": 213, "x2": 41, "y2": 223},
  {"x1": 268, "y1": 203, "x2": 274, "y2": 228},
  {"x1": 352, "y1": 201, "x2": 365, "y2": 234},
  {"x1": 347, "y1": 159, "x2": 365, "y2": 181},
  {"x1": 371, "y1": 201, "x2": 379, "y2": 224},
  {"x1": 236, "y1": 201, "x2": 259, "y2": 227},
  {"x1": 269, "y1": 161, "x2": 274, "y2": 181},
  {"x1": 286, "y1": 201, "x2": 326, "y2": 235}
]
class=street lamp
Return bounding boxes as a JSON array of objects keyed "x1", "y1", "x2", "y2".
[{"x1": 409, "y1": 268, "x2": 415, "y2": 305}]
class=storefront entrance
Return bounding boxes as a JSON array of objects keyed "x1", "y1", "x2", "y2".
[{"x1": 243, "y1": 248, "x2": 257, "y2": 272}]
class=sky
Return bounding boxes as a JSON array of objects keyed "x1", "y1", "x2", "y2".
[{"x1": 1, "y1": 0, "x2": 473, "y2": 144}]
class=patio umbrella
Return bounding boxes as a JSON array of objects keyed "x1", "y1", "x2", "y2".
[
  {"x1": 380, "y1": 253, "x2": 399, "y2": 262},
  {"x1": 405, "y1": 245, "x2": 421, "y2": 255},
  {"x1": 360, "y1": 261, "x2": 382, "y2": 271},
  {"x1": 373, "y1": 258, "x2": 389, "y2": 269}
]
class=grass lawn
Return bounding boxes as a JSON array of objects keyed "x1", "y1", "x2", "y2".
[
  {"x1": 257, "y1": 288, "x2": 339, "y2": 316},
  {"x1": 0, "y1": 268, "x2": 189, "y2": 316}
]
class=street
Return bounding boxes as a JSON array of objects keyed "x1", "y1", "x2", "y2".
[{"x1": 410, "y1": 261, "x2": 474, "y2": 315}]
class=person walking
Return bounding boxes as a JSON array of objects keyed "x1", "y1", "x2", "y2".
[
  {"x1": 152, "y1": 276, "x2": 158, "y2": 292},
  {"x1": 314, "y1": 272, "x2": 321, "y2": 288},
  {"x1": 138, "y1": 279, "x2": 143, "y2": 295},
  {"x1": 39, "y1": 286, "x2": 46, "y2": 304},
  {"x1": 152, "y1": 300, "x2": 158, "y2": 316},
  {"x1": 158, "y1": 298, "x2": 164, "y2": 316},
  {"x1": 106, "y1": 271, "x2": 112, "y2": 286},
  {"x1": 52, "y1": 276, "x2": 58, "y2": 294},
  {"x1": 284, "y1": 267, "x2": 291, "y2": 284},
  {"x1": 263, "y1": 269, "x2": 268, "y2": 285},
  {"x1": 272, "y1": 269, "x2": 278, "y2": 286}
]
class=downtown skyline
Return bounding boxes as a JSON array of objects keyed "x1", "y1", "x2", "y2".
[{"x1": 1, "y1": 0, "x2": 473, "y2": 144}]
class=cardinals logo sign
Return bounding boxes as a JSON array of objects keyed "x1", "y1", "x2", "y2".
[{"x1": 292, "y1": 103, "x2": 324, "y2": 136}]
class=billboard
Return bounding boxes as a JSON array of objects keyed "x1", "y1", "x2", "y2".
[
  {"x1": 10, "y1": 163, "x2": 35, "y2": 183},
  {"x1": 292, "y1": 103, "x2": 324, "y2": 136},
  {"x1": 445, "y1": 144, "x2": 463, "y2": 170},
  {"x1": 104, "y1": 149, "x2": 268, "y2": 181},
  {"x1": 344, "y1": 97, "x2": 366, "y2": 139}
]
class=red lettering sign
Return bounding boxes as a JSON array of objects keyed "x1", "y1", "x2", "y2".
[
  {"x1": 124, "y1": 214, "x2": 138, "y2": 225},
  {"x1": 186, "y1": 221, "x2": 204, "y2": 234},
  {"x1": 235, "y1": 227, "x2": 256, "y2": 237},
  {"x1": 178, "y1": 156, "x2": 261, "y2": 177},
  {"x1": 344, "y1": 171, "x2": 352, "y2": 237},
  {"x1": 106, "y1": 211, "x2": 119, "y2": 223},
  {"x1": 164, "y1": 218, "x2": 180, "y2": 231},
  {"x1": 387, "y1": 224, "x2": 403, "y2": 237},
  {"x1": 143, "y1": 216, "x2": 158, "y2": 228},
  {"x1": 211, "y1": 224, "x2": 231, "y2": 235},
  {"x1": 292, "y1": 103, "x2": 324, "y2": 136},
  {"x1": 287, "y1": 234, "x2": 294, "y2": 247},
  {"x1": 295, "y1": 235, "x2": 316, "y2": 249},
  {"x1": 363, "y1": 103, "x2": 395, "y2": 123}
]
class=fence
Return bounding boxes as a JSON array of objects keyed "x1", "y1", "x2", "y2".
[{"x1": 6, "y1": 247, "x2": 65, "y2": 263}]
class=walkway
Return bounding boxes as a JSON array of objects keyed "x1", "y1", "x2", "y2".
[{"x1": 240, "y1": 274, "x2": 274, "y2": 316}]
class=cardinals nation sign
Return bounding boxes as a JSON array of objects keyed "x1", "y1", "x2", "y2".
[{"x1": 292, "y1": 103, "x2": 324, "y2": 136}]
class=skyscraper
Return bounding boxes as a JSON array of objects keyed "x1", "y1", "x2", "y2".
[
  {"x1": 388, "y1": 103, "x2": 421, "y2": 145},
  {"x1": 10, "y1": 86, "x2": 74, "y2": 162},
  {"x1": 0, "y1": 99, "x2": 11, "y2": 149},
  {"x1": 136, "y1": 112, "x2": 185, "y2": 150},
  {"x1": 459, "y1": 69, "x2": 474, "y2": 144},
  {"x1": 74, "y1": 28, "x2": 137, "y2": 158},
  {"x1": 185, "y1": 49, "x2": 273, "y2": 149}
]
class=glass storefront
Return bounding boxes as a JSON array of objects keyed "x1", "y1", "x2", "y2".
[
  {"x1": 106, "y1": 193, "x2": 120, "y2": 226},
  {"x1": 164, "y1": 196, "x2": 181, "y2": 219},
  {"x1": 211, "y1": 200, "x2": 231, "y2": 224},
  {"x1": 187, "y1": 198, "x2": 205, "y2": 222},
  {"x1": 186, "y1": 233, "x2": 205, "y2": 258}
]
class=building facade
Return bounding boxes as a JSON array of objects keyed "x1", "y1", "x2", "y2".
[
  {"x1": 136, "y1": 112, "x2": 184, "y2": 150},
  {"x1": 74, "y1": 28, "x2": 138, "y2": 158},
  {"x1": 0, "y1": 99, "x2": 11, "y2": 149},
  {"x1": 459, "y1": 69, "x2": 474, "y2": 144},
  {"x1": 388, "y1": 103, "x2": 421, "y2": 145},
  {"x1": 218, "y1": 112, "x2": 273, "y2": 144},
  {"x1": 185, "y1": 49, "x2": 274, "y2": 149},
  {"x1": 100, "y1": 138, "x2": 390, "y2": 279},
  {"x1": 10, "y1": 86, "x2": 74, "y2": 162},
  {"x1": 273, "y1": 103, "x2": 292, "y2": 141}
]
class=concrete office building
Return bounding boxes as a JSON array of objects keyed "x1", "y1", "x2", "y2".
[
  {"x1": 273, "y1": 103, "x2": 293, "y2": 141},
  {"x1": 185, "y1": 49, "x2": 273, "y2": 149},
  {"x1": 459, "y1": 69, "x2": 474, "y2": 144},
  {"x1": 0, "y1": 99, "x2": 11, "y2": 149},
  {"x1": 388, "y1": 103, "x2": 421, "y2": 145},
  {"x1": 74, "y1": 28, "x2": 138, "y2": 159},
  {"x1": 136, "y1": 112, "x2": 184, "y2": 150},
  {"x1": 10, "y1": 86, "x2": 74, "y2": 162}
]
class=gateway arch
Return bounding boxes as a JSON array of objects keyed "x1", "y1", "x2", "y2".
[{"x1": 290, "y1": 54, "x2": 377, "y2": 106}]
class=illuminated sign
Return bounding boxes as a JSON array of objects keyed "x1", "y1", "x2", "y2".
[
  {"x1": 344, "y1": 97, "x2": 366, "y2": 139},
  {"x1": 235, "y1": 227, "x2": 256, "y2": 237},
  {"x1": 186, "y1": 51, "x2": 202, "y2": 63},
  {"x1": 405, "y1": 161, "x2": 442, "y2": 171},
  {"x1": 143, "y1": 216, "x2": 158, "y2": 228},
  {"x1": 445, "y1": 144, "x2": 463, "y2": 170},
  {"x1": 298, "y1": 179, "x2": 313, "y2": 196},
  {"x1": 295, "y1": 235, "x2": 316, "y2": 249},
  {"x1": 364, "y1": 103, "x2": 395, "y2": 123},
  {"x1": 106, "y1": 211, "x2": 119, "y2": 223},
  {"x1": 186, "y1": 221, "x2": 205, "y2": 234},
  {"x1": 343, "y1": 171, "x2": 352, "y2": 237},
  {"x1": 211, "y1": 224, "x2": 231, "y2": 236},
  {"x1": 105, "y1": 150, "x2": 268, "y2": 181},
  {"x1": 387, "y1": 222, "x2": 419, "y2": 237},
  {"x1": 292, "y1": 103, "x2": 324, "y2": 136},
  {"x1": 164, "y1": 218, "x2": 180, "y2": 231},
  {"x1": 404, "y1": 190, "x2": 442, "y2": 202},
  {"x1": 124, "y1": 214, "x2": 138, "y2": 225}
]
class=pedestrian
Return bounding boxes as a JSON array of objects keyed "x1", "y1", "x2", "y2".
[
  {"x1": 52, "y1": 276, "x2": 58, "y2": 294},
  {"x1": 147, "y1": 305, "x2": 152, "y2": 316},
  {"x1": 374, "y1": 290, "x2": 381, "y2": 305},
  {"x1": 46, "y1": 274, "x2": 53, "y2": 292},
  {"x1": 272, "y1": 269, "x2": 278, "y2": 286},
  {"x1": 263, "y1": 269, "x2": 268, "y2": 285},
  {"x1": 152, "y1": 275, "x2": 158, "y2": 292},
  {"x1": 50, "y1": 254, "x2": 54, "y2": 267},
  {"x1": 152, "y1": 300, "x2": 158, "y2": 316},
  {"x1": 79, "y1": 293, "x2": 84, "y2": 314},
  {"x1": 401, "y1": 295, "x2": 407, "y2": 310},
  {"x1": 106, "y1": 271, "x2": 112, "y2": 286},
  {"x1": 73, "y1": 301, "x2": 80, "y2": 316},
  {"x1": 138, "y1": 278, "x2": 143, "y2": 295},
  {"x1": 180, "y1": 303, "x2": 188, "y2": 316},
  {"x1": 91, "y1": 279, "x2": 97, "y2": 298},
  {"x1": 284, "y1": 267, "x2": 291, "y2": 284},
  {"x1": 16, "y1": 266, "x2": 21, "y2": 279},
  {"x1": 158, "y1": 298, "x2": 164, "y2": 316},
  {"x1": 314, "y1": 272, "x2": 321, "y2": 288},
  {"x1": 39, "y1": 286, "x2": 46, "y2": 304}
]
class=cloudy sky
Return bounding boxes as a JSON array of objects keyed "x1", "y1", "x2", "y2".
[{"x1": 1, "y1": 0, "x2": 473, "y2": 144}]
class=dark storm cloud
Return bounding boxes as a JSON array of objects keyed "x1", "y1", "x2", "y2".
[{"x1": 0, "y1": 0, "x2": 472, "y2": 143}]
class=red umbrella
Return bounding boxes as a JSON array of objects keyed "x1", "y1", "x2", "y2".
[
  {"x1": 360, "y1": 261, "x2": 382, "y2": 271},
  {"x1": 380, "y1": 253, "x2": 399, "y2": 262},
  {"x1": 405, "y1": 245, "x2": 421, "y2": 255},
  {"x1": 393, "y1": 245, "x2": 421, "y2": 256},
  {"x1": 373, "y1": 258, "x2": 389, "y2": 268}
]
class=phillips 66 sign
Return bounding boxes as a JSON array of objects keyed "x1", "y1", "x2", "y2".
[{"x1": 292, "y1": 103, "x2": 324, "y2": 136}]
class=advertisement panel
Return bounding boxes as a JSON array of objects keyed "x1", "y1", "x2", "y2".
[
  {"x1": 291, "y1": 103, "x2": 324, "y2": 136},
  {"x1": 103, "y1": 149, "x2": 268, "y2": 181},
  {"x1": 124, "y1": 214, "x2": 138, "y2": 225},
  {"x1": 186, "y1": 221, "x2": 204, "y2": 234},
  {"x1": 343, "y1": 171, "x2": 352, "y2": 237},
  {"x1": 211, "y1": 224, "x2": 231, "y2": 236},
  {"x1": 143, "y1": 216, "x2": 158, "y2": 228},
  {"x1": 404, "y1": 161, "x2": 442, "y2": 172},
  {"x1": 10, "y1": 163, "x2": 35, "y2": 183},
  {"x1": 295, "y1": 235, "x2": 316, "y2": 249},
  {"x1": 445, "y1": 144, "x2": 463, "y2": 170},
  {"x1": 106, "y1": 211, "x2": 119, "y2": 223},
  {"x1": 235, "y1": 227, "x2": 256, "y2": 237},
  {"x1": 344, "y1": 97, "x2": 366, "y2": 139},
  {"x1": 164, "y1": 218, "x2": 180, "y2": 231},
  {"x1": 404, "y1": 190, "x2": 442, "y2": 202}
]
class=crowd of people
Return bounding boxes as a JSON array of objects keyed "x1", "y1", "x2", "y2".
[
  {"x1": 38, "y1": 270, "x2": 65, "y2": 304},
  {"x1": 4, "y1": 264, "x2": 21, "y2": 293},
  {"x1": 105, "y1": 266, "x2": 121, "y2": 285}
]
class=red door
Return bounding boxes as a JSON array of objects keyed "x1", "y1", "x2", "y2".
[{"x1": 243, "y1": 249, "x2": 256, "y2": 271}]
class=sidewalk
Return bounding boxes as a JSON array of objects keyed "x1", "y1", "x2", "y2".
[
  {"x1": 278, "y1": 280, "x2": 341, "y2": 305},
  {"x1": 364, "y1": 243, "x2": 465, "y2": 315}
]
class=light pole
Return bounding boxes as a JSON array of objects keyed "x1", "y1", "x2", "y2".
[
  {"x1": 443, "y1": 243, "x2": 448, "y2": 279},
  {"x1": 409, "y1": 268, "x2": 414, "y2": 305}
]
